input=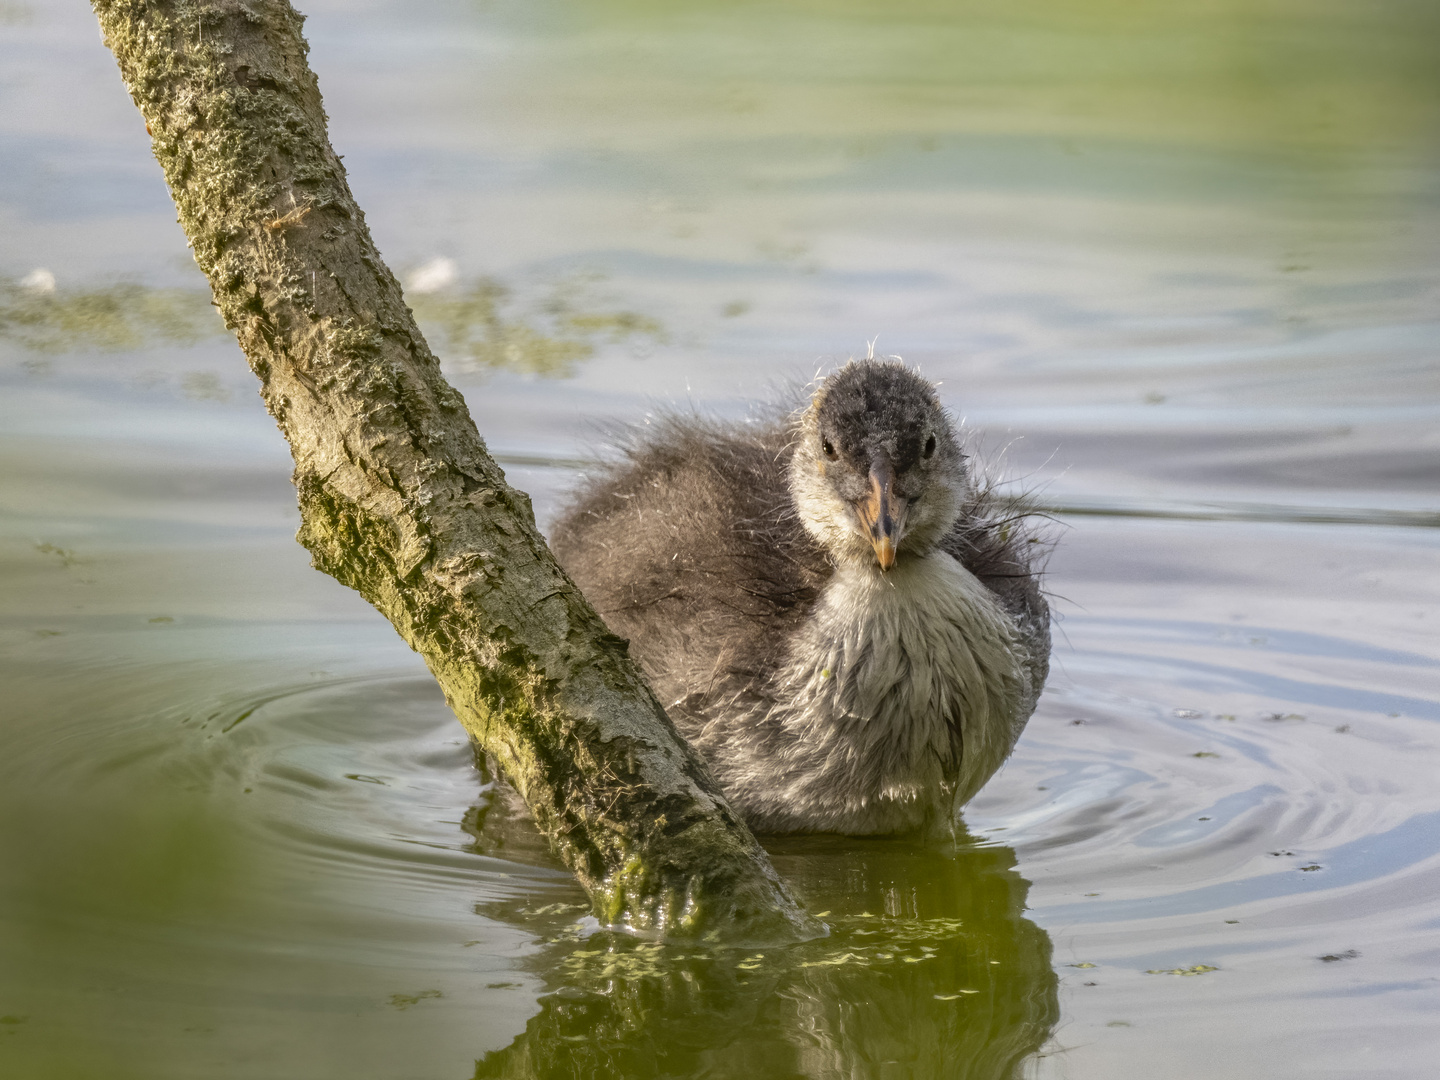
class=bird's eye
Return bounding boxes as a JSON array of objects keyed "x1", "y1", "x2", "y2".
[
  {"x1": 822, "y1": 439, "x2": 838, "y2": 459},
  {"x1": 923, "y1": 434, "x2": 937, "y2": 459}
]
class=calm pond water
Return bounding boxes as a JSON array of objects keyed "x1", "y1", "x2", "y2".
[{"x1": 3, "y1": 1, "x2": 1438, "y2": 1077}]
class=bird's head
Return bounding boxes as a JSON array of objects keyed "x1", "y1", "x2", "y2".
[{"x1": 789, "y1": 360, "x2": 967, "y2": 571}]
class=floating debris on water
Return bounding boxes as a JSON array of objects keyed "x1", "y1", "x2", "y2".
[
  {"x1": 1, "y1": 278, "x2": 221, "y2": 353},
  {"x1": 526, "y1": 903, "x2": 590, "y2": 917},
  {"x1": 388, "y1": 989, "x2": 443, "y2": 1010},
  {"x1": 804, "y1": 952, "x2": 871, "y2": 968},
  {"x1": 408, "y1": 272, "x2": 666, "y2": 378},
  {"x1": 543, "y1": 911, "x2": 978, "y2": 988},
  {"x1": 34, "y1": 542, "x2": 79, "y2": 567}
]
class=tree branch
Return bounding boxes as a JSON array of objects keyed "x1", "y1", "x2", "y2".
[{"x1": 91, "y1": 0, "x2": 818, "y2": 941}]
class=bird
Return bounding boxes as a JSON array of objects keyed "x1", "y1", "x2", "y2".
[{"x1": 549, "y1": 358, "x2": 1050, "y2": 836}]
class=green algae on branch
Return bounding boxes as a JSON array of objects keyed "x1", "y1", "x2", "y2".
[{"x1": 89, "y1": 0, "x2": 814, "y2": 941}]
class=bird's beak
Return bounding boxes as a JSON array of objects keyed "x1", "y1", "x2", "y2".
[{"x1": 854, "y1": 455, "x2": 907, "y2": 570}]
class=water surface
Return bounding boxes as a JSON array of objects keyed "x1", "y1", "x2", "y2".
[{"x1": 2, "y1": 1, "x2": 1438, "y2": 1077}]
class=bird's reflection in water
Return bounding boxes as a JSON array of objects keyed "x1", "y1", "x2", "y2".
[{"x1": 473, "y1": 832, "x2": 1057, "y2": 1080}]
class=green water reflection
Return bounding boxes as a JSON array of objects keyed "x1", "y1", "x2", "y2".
[
  {"x1": 0, "y1": 786, "x2": 248, "y2": 1079},
  {"x1": 478, "y1": 837, "x2": 1057, "y2": 1079},
  {"x1": 0, "y1": 635, "x2": 1057, "y2": 1080},
  {"x1": 530, "y1": 0, "x2": 1439, "y2": 161}
]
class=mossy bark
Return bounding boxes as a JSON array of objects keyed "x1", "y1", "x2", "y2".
[{"x1": 90, "y1": 0, "x2": 817, "y2": 941}]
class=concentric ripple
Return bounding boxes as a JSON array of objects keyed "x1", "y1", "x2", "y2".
[
  {"x1": 3, "y1": 533, "x2": 1439, "y2": 1079},
  {"x1": 965, "y1": 608, "x2": 1440, "y2": 1076}
]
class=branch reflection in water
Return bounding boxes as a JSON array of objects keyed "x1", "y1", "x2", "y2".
[{"x1": 470, "y1": 794, "x2": 1057, "y2": 1080}]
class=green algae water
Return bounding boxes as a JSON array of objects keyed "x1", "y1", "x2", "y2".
[{"x1": 2, "y1": 0, "x2": 1438, "y2": 1076}]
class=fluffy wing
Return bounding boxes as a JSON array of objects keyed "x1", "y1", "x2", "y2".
[
  {"x1": 547, "y1": 416, "x2": 831, "y2": 736},
  {"x1": 939, "y1": 479, "x2": 1053, "y2": 722},
  {"x1": 549, "y1": 414, "x2": 1051, "y2": 739}
]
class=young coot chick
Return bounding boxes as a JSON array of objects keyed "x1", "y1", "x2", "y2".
[{"x1": 550, "y1": 360, "x2": 1049, "y2": 835}]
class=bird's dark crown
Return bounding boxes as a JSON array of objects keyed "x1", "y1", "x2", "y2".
[
  {"x1": 790, "y1": 358, "x2": 965, "y2": 568},
  {"x1": 813, "y1": 360, "x2": 943, "y2": 472}
]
